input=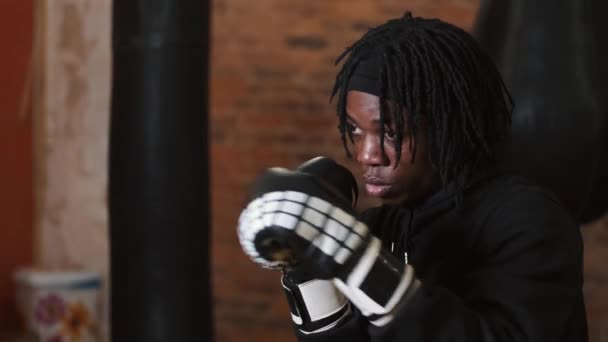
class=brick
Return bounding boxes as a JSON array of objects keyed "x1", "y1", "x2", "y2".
[{"x1": 285, "y1": 35, "x2": 328, "y2": 50}]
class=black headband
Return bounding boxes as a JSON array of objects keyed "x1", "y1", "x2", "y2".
[{"x1": 346, "y1": 54, "x2": 382, "y2": 97}]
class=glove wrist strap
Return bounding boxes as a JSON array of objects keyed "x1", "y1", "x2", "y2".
[
  {"x1": 333, "y1": 237, "x2": 421, "y2": 327},
  {"x1": 282, "y1": 275, "x2": 351, "y2": 334}
]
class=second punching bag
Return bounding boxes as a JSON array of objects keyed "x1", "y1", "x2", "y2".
[{"x1": 474, "y1": 0, "x2": 607, "y2": 224}]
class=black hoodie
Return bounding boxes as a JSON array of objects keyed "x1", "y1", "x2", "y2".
[{"x1": 295, "y1": 174, "x2": 588, "y2": 342}]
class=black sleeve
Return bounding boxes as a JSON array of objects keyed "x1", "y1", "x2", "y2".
[{"x1": 366, "y1": 186, "x2": 586, "y2": 341}]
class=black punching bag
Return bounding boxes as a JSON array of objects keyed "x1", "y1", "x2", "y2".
[
  {"x1": 109, "y1": 1, "x2": 212, "y2": 341},
  {"x1": 474, "y1": 0, "x2": 608, "y2": 224}
]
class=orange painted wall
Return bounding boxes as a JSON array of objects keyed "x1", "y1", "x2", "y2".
[{"x1": 0, "y1": 0, "x2": 34, "y2": 328}]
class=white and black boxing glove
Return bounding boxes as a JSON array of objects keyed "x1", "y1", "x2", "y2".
[
  {"x1": 279, "y1": 158, "x2": 355, "y2": 334},
  {"x1": 238, "y1": 157, "x2": 420, "y2": 327}
]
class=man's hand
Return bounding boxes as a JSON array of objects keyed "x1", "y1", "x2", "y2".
[
  {"x1": 237, "y1": 158, "x2": 367, "y2": 279},
  {"x1": 238, "y1": 157, "x2": 420, "y2": 327},
  {"x1": 238, "y1": 157, "x2": 359, "y2": 333}
]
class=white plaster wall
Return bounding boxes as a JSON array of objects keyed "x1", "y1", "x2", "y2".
[{"x1": 36, "y1": 0, "x2": 111, "y2": 340}]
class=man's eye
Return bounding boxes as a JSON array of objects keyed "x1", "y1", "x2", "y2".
[
  {"x1": 384, "y1": 128, "x2": 396, "y2": 141},
  {"x1": 346, "y1": 122, "x2": 362, "y2": 136}
]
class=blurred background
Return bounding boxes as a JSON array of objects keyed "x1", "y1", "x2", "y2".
[{"x1": 0, "y1": 0, "x2": 606, "y2": 341}]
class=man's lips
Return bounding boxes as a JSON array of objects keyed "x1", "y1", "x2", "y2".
[{"x1": 363, "y1": 177, "x2": 391, "y2": 197}]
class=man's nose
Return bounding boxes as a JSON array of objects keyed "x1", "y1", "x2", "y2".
[{"x1": 357, "y1": 136, "x2": 386, "y2": 166}]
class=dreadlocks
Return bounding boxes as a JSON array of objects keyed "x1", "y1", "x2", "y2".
[{"x1": 331, "y1": 12, "x2": 513, "y2": 190}]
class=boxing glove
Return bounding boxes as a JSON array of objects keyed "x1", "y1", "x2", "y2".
[{"x1": 238, "y1": 157, "x2": 420, "y2": 327}]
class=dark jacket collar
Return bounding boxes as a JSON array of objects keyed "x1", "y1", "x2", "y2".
[{"x1": 392, "y1": 166, "x2": 499, "y2": 227}]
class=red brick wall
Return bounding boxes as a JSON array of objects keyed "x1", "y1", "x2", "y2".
[
  {"x1": 0, "y1": 0, "x2": 34, "y2": 329},
  {"x1": 209, "y1": 1, "x2": 608, "y2": 341}
]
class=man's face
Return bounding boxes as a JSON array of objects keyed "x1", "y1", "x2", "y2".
[{"x1": 345, "y1": 91, "x2": 437, "y2": 206}]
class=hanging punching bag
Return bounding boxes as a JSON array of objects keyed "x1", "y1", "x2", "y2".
[
  {"x1": 109, "y1": 1, "x2": 212, "y2": 341},
  {"x1": 474, "y1": 0, "x2": 607, "y2": 224},
  {"x1": 587, "y1": 0, "x2": 608, "y2": 223}
]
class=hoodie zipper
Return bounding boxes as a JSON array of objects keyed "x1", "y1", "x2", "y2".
[
  {"x1": 389, "y1": 208, "x2": 414, "y2": 265},
  {"x1": 403, "y1": 210, "x2": 414, "y2": 264}
]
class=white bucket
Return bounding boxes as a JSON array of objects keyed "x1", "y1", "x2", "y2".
[{"x1": 14, "y1": 268, "x2": 102, "y2": 342}]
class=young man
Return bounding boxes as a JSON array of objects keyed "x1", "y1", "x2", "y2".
[{"x1": 238, "y1": 13, "x2": 588, "y2": 341}]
